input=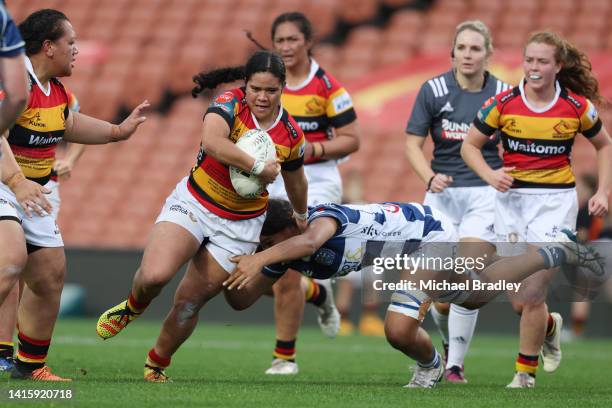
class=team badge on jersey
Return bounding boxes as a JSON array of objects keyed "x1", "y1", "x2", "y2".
[{"x1": 314, "y1": 248, "x2": 336, "y2": 266}]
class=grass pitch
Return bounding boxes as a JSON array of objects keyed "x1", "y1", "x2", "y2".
[{"x1": 2, "y1": 319, "x2": 611, "y2": 407}]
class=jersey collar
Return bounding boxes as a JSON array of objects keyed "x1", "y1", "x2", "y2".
[
  {"x1": 285, "y1": 59, "x2": 319, "y2": 91},
  {"x1": 250, "y1": 103, "x2": 284, "y2": 131},
  {"x1": 519, "y1": 77, "x2": 561, "y2": 113},
  {"x1": 24, "y1": 56, "x2": 51, "y2": 96}
]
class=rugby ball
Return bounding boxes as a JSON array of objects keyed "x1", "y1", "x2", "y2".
[{"x1": 230, "y1": 129, "x2": 277, "y2": 198}]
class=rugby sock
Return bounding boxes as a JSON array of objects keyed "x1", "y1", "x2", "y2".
[
  {"x1": 545, "y1": 313, "x2": 556, "y2": 337},
  {"x1": 146, "y1": 348, "x2": 171, "y2": 369},
  {"x1": 273, "y1": 339, "x2": 296, "y2": 362},
  {"x1": 305, "y1": 279, "x2": 327, "y2": 307},
  {"x1": 537, "y1": 246, "x2": 566, "y2": 269},
  {"x1": 429, "y1": 304, "x2": 449, "y2": 345},
  {"x1": 127, "y1": 292, "x2": 150, "y2": 315},
  {"x1": 572, "y1": 316, "x2": 587, "y2": 336},
  {"x1": 0, "y1": 342, "x2": 14, "y2": 359},
  {"x1": 15, "y1": 331, "x2": 49, "y2": 372},
  {"x1": 446, "y1": 304, "x2": 478, "y2": 369},
  {"x1": 418, "y1": 348, "x2": 441, "y2": 369},
  {"x1": 516, "y1": 353, "x2": 538, "y2": 377}
]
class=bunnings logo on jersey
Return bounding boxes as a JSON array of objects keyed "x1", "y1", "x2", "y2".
[
  {"x1": 441, "y1": 119, "x2": 470, "y2": 140},
  {"x1": 506, "y1": 138, "x2": 567, "y2": 155}
]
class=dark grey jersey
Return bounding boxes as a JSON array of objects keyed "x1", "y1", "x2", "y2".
[{"x1": 406, "y1": 70, "x2": 507, "y2": 187}]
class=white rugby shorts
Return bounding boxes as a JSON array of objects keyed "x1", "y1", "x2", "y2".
[
  {"x1": 0, "y1": 181, "x2": 63, "y2": 247},
  {"x1": 494, "y1": 188, "x2": 578, "y2": 256},
  {"x1": 47, "y1": 180, "x2": 60, "y2": 220},
  {"x1": 155, "y1": 177, "x2": 264, "y2": 273},
  {"x1": 424, "y1": 186, "x2": 496, "y2": 243}
]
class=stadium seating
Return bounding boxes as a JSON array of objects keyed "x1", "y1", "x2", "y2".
[{"x1": 8, "y1": 0, "x2": 611, "y2": 248}]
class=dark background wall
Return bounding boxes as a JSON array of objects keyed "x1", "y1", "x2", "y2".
[{"x1": 64, "y1": 248, "x2": 612, "y2": 337}]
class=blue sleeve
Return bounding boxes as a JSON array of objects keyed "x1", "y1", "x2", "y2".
[
  {"x1": 0, "y1": 5, "x2": 25, "y2": 57},
  {"x1": 405, "y1": 82, "x2": 435, "y2": 137},
  {"x1": 308, "y1": 204, "x2": 351, "y2": 234},
  {"x1": 262, "y1": 263, "x2": 288, "y2": 279}
]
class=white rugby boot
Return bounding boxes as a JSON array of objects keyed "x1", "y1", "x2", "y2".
[
  {"x1": 506, "y1": 372, "x2": 535, "y2": 388},
  {"x1": 541, "y1": 312, "x2": 563, "y2": 372},
  {"x1": 316, "y1": 279, "x2": 341, "y2": 338},
  {"x1": 265, "y1": 358, "x2": 299, "y2": 375}
]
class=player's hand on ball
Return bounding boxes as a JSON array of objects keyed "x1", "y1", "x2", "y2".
[
  {"x1": 114, "y1": 100, "x2": 150, "y2": 141},
  {"x1": 225, "y1": 254, "x2": 264, "y2": 290},
  {"x1": 258, "y1": 160, "x2": 280, "y2": 184}
]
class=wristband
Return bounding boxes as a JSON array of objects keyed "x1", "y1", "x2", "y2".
[
  {"x1": 426, "y1": 175, "x2": 435, "y2": 191},
  {"x1": 110, "y1": 124, "x2": 122, "y2": 142},
  {"x1": 319, "y1": 142, "x2": 326, "y2": 158},
  {"x1": 251, "y1": 159, "x2": 265, "y2": 175},
  {"x1": 6, "y1": 172, "x2": 26, "y2": 192},
  {"x1": 310, "y1": 143, "x2": 320, "y2": 159},
  {"x1": 293, "y1": 210, "x2": 308, "y2": 221}
]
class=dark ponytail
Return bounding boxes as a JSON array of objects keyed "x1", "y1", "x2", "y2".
[
  {"x1": 192, "y1": 66, "x2": 245, "y2": 97},
  {"x1": 244, "y1": 30, "x2": 268, "y2": 51},
  {"x1": 192, "y1": 50, "x2": 285, "y2": 98}
]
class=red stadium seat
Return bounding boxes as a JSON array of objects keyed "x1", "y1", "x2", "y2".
[
  {"x1": 375, "y1": 47, "x2": 413, "y2": 69},
  {"x1": 337, "y1": 0, "x2": 379, "y2": 25},
  {"x1": 430, "y1": 0, "x2": 468, "y2": 14},
  {"x1": 345, "y1": 26, "x2": 383, "y2": 49},
  {"x1": 312, "y1": 44, "x2": 341, "y2": 74},
  {"x1": 568, "y1": 32, "x2": 604, "y2": 53},
  {"x1": 471, "y1": 0, "x2": 503, "y2": 13},
  {"x1": 388, "y1": 9, "x2": 424, "y2": 32},
  {"x1": 536, "y1": 13, "x2": 573, "y2": 36}
]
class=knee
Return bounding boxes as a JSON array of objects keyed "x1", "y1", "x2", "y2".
[
  {"x1": 385, "y1": 320, "x2": 417, "y2": 351},
  {"x1": 174, "y1": 299, "x2": 201, "y2": 325},
  {"x1": 511, "y1": 302, "x2": 523, "y2": 315},
  {"x1": 272, "y1": 272, "x2": 301, "y2": 296},
  {"x1": 227, "y1": 298, "x2": 251, "y2": 311},
  {"x1": 27, "y1": 262, "x2": 65, "y2": 295},
  {"x1": 521, "y1": 302, "x2": 545, "y2": 315},
  {"x1": 137, "y1": 265, "x2": 173, "y2": 291},
  {"x1": 0, "y1": 249, "x2": 27, "y2": 281},
  {"x1": 433, "y1": 302, "x2": 450, "y2": 314}
]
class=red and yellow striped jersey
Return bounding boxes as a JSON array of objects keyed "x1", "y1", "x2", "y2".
[
  {"x1": 474, "y1": 81, "x2": 602, "y2": 188},
  {"x1": 188, "y1": 87, "x2": 305, "y2": 220},
  {"x1": 7, "y1": 67, "x2": 72, "y2": 185},
  {"x1": 281, "y1": 60, "x2": 356, "y2": 165},
  {"x1": 49, "y1": 90, "x2": 79, "y2": 182}
]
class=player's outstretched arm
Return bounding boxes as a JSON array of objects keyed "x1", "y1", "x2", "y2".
[
  {"x1": 63, "y1": 100, "x2": 149, "y2": 144},
  {"x1": 225, "y1": 217, "x2": 337, "y2": 290}
]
